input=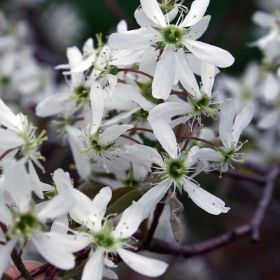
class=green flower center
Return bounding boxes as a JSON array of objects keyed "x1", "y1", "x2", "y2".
[
  {"x1": 161, "y1": 25, "x2": 184, "y2": 48},
  {"x1": 94, "y1": 232, "x2": 116, "y2": 249},
  {"x1": 189, "y1": 95, "x2": 217, "y2": 119},
  {"x1": 10, "y1": 213, "x2": 42, "y2": 241},
  {"x1": 163, "y1": 155, "x2": 187, "y2": 188},
  {"x1": 74, "y1": 85, "x2": 90, "y2": 103}
]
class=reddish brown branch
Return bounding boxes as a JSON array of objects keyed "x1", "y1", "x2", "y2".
[
  {"x1": 11, "y1": 250, "x2": 32, "y2": 280},
  {"x1": 0, "y1": 149, "x2": 15, "y2": 161},
  {"x1": 145, "y1": 166, "x2": 280, "y2": 257},
  {"x1": 118, "y1": 68, "x2": 153, "y2": 80}
]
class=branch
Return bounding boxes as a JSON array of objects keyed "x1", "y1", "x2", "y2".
[
  {"x1": 146, "y1": 166, "x2": 280, "y2": 257},
  {"x1": 118, "y1": 68, "x2": 153, "y2": 80},
  {"x1": 10, "y1": 250, "x2": 32, "y2": 280},
  {"x1": 142, "y1": 200, "x2": 165, "y2": 249}
]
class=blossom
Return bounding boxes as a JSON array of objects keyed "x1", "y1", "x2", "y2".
[
  {"x1": 109, "y1": 0, "x2": 234, "y2": 100},
  {"x1": 68, "y1": 186, "x2": 168, "y2": 280},
  {"x1": 0, "y1": 161, "x2": 87, "y2": 277},
  {"x1": 196, "y1": 99, "x2": 254, "y2": 172},
  {"x1": 0, "y1": 99, "x2": 47, "y2": 167},
  {"x1": 124, "y1": 139, "x2": 230, "y2": 216}
]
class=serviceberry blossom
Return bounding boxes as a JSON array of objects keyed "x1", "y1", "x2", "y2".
[
  {"x1": 196, "y1": 99, "x2": 254, "y2": 172},
  {"x1": 109, "y1": 0, "x2": 234, "y2": 100}
]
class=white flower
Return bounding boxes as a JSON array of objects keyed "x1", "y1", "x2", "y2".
[
  {"x1": 0, "y1": 99, "x2": 47, "y2": 166},
  {"x1": 196, "y1": 99, "x2": 254, "y2": 172},
  {"x1": 109, "y1": 0, "x2": 234, "y2": 100},
  {"x1": 124, "y1": 140, "x2": 230, "y2": 216},
  {"x1": 70, "y1": 188, "x2": 168, "y2": 280},
  {"x1": 0, "y1": 161, "x2": 86, "y2": 277}
]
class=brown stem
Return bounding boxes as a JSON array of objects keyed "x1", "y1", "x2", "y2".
[
  {"x1": 128, "y1": 127, "x2": 153, "y2": 134},
  {"x1": 120, "y1": 135, "x2": 142, "y2": 144},
  {"x1": 0, "y1": 149, "x2": 16, "y2": 161},
  {"x1": 118, "y1": 68, "x2": 153, "y2": 80},
  {"x1": 180, "y1": 136, "x2": 218, "y2": 148},
  {"x1": 10, "y1": 250, "x2": 33, "y2": 280},
  {"x1": 142, "y1": 199, "x2": 166, "y2": 249}
]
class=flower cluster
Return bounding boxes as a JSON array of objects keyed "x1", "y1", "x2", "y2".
[{"x1": 0, "y1": 0, "x2": 261, "y2": 279}]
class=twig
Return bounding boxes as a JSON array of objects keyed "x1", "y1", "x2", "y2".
[
  {"x1": 128, "y1": 127, "x2": 153, "y2": 133},
  {"x1": 142, "y1": 200, "x2": 165, "y2": 249},
  {"x1": 118, "y1": 68, "x2": 153, "y2": 80},
  {"x1": 0, "y1": 149, "x2": 15, "y2": 161},
  {"x1": 15, "y1": 264, "x2": 49, "y2": 280},
  {"x1": 145, "y1": 166, "x2": 280, "y2": 257},
  {"x1": 120, "y1": 135, "x2": 142, "y2": 144},
  {"x1": 10, "y1": 250, "x2": 32, "y2": 280},
  {"x1": 180, "y1": 136, "x2": 218, "y2": 148}
]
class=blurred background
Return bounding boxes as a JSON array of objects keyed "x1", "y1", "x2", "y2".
[{"x1": 1, "y1": 0, "x2": 280, "y2": 279}]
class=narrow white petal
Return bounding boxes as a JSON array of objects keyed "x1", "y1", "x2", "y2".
[
  {"x1": 67, "y1": 126, "x2": 91, "y2": 180},
  {"x1": 195, "y1": 148, "x2": 223, "y2": 162},
  {"x1": 109, "y1": 29, "x2": 156, "y2": 50},
  {"x1": 0, "y1": 129, "x2": 23, "y2": 150},
  {"x1": 150, "y1": 119, "x2": 177, "y2": 158},
  {"x1": 184, "y1": 40, "x2": 234, "y2": 68},
  {"x1": 52, "y1": 169, "x2": 73, "y2": 192},
  {"x1": 232, "y1": 104, "x2": 254, "y2": 143},
  {"x1": 113, "y1": 202, "x2": 143, "y2": 239},
  {"x1": 186, "y1": 15, "x2": 211, "y2": 40},
  {"x1": 138, "y1": 180, "x2": 171, "y2": 219},
  {"x1": 152, "y1": 48, "x2": 175, "y2": 100},
  {"x1": 99, "y1": 125, "x2": 133, "y2": 144},
  {"x1": 148, "y1": 101, "x2": 190, "y2": 122},
  {"x1": 82, "y1": 249, "x2": 104, "y2": 280},
  {"x1": 115, "y1": 84, "x2": 153, "y2": 111},
  {"x1": 92, "y1": 187, "x2": 112, "y2": 221},
  {"x1": 174, "y1": 49, "x2": 200, "y2": 97},
  {"x1": 0, "y1": 240, "x2": 17, "y2": 278},
  {"x1": 28, "y1": 161, "x2": 44, "y2": 199},
  {"x1": 51, "y1": 215, "x2": 69, "y2": 234},
  {"x1": 35, "y1": 93, "x2": 71, "y2": 117},
  {"x1": 219, "y1": 99, "x2": 235, "y2": 148},
  {"x1": 118, "y1": 248, "x2": 168, "y2": 277},
  {"x1": 37, "y1": 191, "x2": 75, "y2": 221},
  {"x1": 201, "y1": 62, "x2": 216, "y2": 96},
  {"x1": 180, "y1": 0, "x2": 210, "y2": 27},
  {"x1": 135, "y1": 7, "x2": 155, "y2": 27},
  {"x1": 183, "y1": 179, "x2": 230, "y2": 215},
  {"x1": 140, "y1": 0, "x2": 166, "y2": 26},
  {"x1": 0, "y1": 199, "x2": 12, "y2": 226},
  {"x1": 0, "y1": 99, "x2": 18, "y2": 130},
  {"x1": 90, "y1": 83, "x2": 105, "y2": 135},
  {"x1": 124, "y1": 144, "x2": 164, "y2": 167}
]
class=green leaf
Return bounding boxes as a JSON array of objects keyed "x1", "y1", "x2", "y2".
[{"x1": 106, "y1": 188, "x2": 142, "y2": 216}]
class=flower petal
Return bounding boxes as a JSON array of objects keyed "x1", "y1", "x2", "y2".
[
  {"x1": 99, "y1": 125, "x2": 133, "y2": 144},
  {"x1": 138, "y1": 180, "x2": 171, "y2": 219},
  {"x1": 184, "y1": 39, "x2": 234, "y2": 68},
  {"x1": 140, "y1": 0, "x2": 166, "y2": 26},
  {"x1": 150, "y1": 119, "x2": 178, "y2": 158},
  {"x1": 90, "y1": 83, "x2": 105, "y2": 135},
  {"x1": 82, "y1": 249, "x2": 104, "y2": 280},
  {"x1": 118, "y1": 248, "x2": 168, "y2": 277},
  {"x1": 180, "y1": 0, "x2": 210, "y2": 27},
  {"x1": 183, "y1": 179, "x2": 230, "y2": 215},
  {"x1": 152, "y1": 48, "x2": 175, "y2": 100}
]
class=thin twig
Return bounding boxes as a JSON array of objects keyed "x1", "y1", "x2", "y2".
[
  {"x1": 0, "y1": 149, "x2": 15, "y2": 161},
  {"x1": 142, "y1": 200, "x2": 165, "y2": 249},
  {"x1": 128, "y1": 127, "x2": 153, "y2": 133},
  {"x1": 120, "y1": 135, "x2": 142, "y2": 144},
  {"x1": 10, "y1": 250, "x2": 32, "y2": 280},
  {"x1": 118, "y1": 68, "x2": 153, "y2": 80},
  {"x1": 180, "y1": 136, "x2": 218, "y2": 148}
]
